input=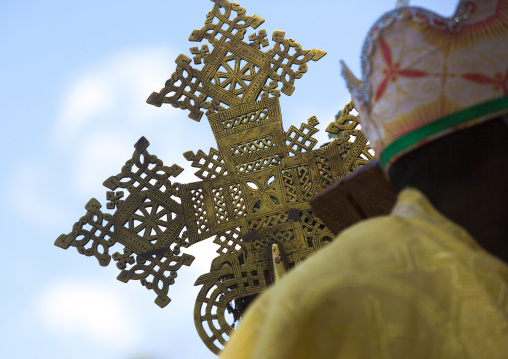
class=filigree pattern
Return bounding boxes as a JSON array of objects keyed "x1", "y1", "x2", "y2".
[
  {"x1": 55, "y1": 0, "x2": 374, "y2": 355},
  {"x1": 184, "y1": 148, "x2": 228, "y2": 180},
  {"x1": 326, "y1": 100, "x2": 374, "y2": 172},
  {"x1": 221, "y1": 108, "x2": 268, "y2": 131},
  {"x1": 248, "y1": 213, "x2": 290, "y2": 231},
  {"x1": 213, "y1": 227, "x2": 243, "y2": 256},
  {"x1": 316, "y1": 155, "x2": 334, "y2": 188},
  {"x1": 146, "y1": 0, "x2": 325, "y2": 121},
  {"x1": 231, "y1": 135, "x2": 274, "y2": 157},
  {"x1": 285, "y1": 116, "x2": 319, "y2": 156},
  {"x1": 190, "y1": 187, "x2": 208, "y2": 235},
  {"x1": 282, "y1": 170, "x2": 297, "y2": 202},
  {"x1": 56, "y1": 137, "x2": 193, "y2": 307},
  {"x1": 230, "y1": 185, "x2": 246, "y2": 217},
  {"x1": 300, "y1": 210, "x2": 333, "y2": 249},
  {"x1": 252, "y1": 229, "x2": 295, "y2": 251},
  {"x1": 282, "y1": 165, "x2": 314, "y2": 202},
  {"x1": 212, "y1": 187, "x2": 229, "y2": 223},
  {"x1": 237, "y1": 155, "x2": 281, "y2": 174}
]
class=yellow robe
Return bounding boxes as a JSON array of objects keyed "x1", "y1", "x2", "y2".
[{"x1": 220, "y1": 188, "x2": 508, "y2": 359}]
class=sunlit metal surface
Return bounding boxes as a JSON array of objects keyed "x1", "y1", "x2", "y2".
[{"x1": 55, "y1": 0, "x2": 373, "y2": 354}]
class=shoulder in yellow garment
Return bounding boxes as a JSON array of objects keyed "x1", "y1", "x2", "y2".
[{"x1": 220, "y1": 188, "x2": 508, "y2": 359}]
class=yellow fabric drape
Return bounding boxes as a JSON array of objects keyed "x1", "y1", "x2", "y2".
[{"x1": 220, "y1": 188, "x2": 508, "y2": 359}]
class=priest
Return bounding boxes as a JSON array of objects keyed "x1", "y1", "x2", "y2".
[{"x1": 220, "y1": 0, "x2": 508, "y2": 358}]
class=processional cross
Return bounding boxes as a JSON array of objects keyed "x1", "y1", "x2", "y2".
[{"x1": 55, "y1": 0, "x2": 373, "y2": 354}]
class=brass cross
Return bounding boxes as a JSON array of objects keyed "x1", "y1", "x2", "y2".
[{"x1": 55, "y1": 0, "x2": 373, "y2": 354}]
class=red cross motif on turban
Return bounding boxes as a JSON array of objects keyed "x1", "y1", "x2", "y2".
[{"x1": 375, "y1": 37, "x2": 429, "y2": 102}]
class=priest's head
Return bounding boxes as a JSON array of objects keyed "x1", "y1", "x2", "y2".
[{"x1": 341, "y1": 0, "x2": 508, "y2": 260}]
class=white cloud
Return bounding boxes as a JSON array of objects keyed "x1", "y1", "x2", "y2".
[
  {"x1": 72, "y1": 130, "x2": 133, "y2": 195},
  {"x1": 54, "y1": 47, "x2": 174, "y2": 143},
  {"x1": 7, "y1": 161, "x2": 70, "y2": 231},
  {"x1": 56, "y1": 76, "x2": 114, "y2": 140},
  {"x1": 38, "y1": 279, "x2": 141, "y2": 351},
  {"x1": 52, "y1": 46, "x2": 213, "y2": 198}
]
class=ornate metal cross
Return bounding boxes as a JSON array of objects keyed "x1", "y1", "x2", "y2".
[{"x1": 55, "y1": 0, "x2": 373, "y2": 354}]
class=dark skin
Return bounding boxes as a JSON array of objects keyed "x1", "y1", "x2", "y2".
[{"x1": 389, "y1": 116, "x2": 508, "y2": 263}]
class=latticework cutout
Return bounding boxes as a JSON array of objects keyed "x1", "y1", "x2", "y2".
[{"x1": 55, "y1": 0, "x2": 374, "y2": 355}]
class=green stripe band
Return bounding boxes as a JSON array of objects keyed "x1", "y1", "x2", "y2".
[{"x1": 380, "y1": 96, "x2": 508, "y2": 170}]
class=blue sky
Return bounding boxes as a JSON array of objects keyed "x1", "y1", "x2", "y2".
[{"x1": 0, "y1": 1, "x2": 457, "y2": 358}]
